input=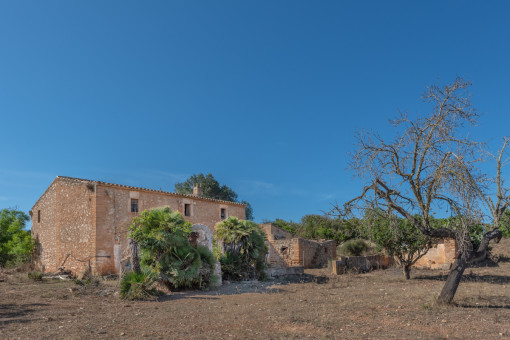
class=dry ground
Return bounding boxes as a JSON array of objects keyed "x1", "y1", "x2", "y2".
[{"x1": 2, "y1": 240, "x2": 510, "y2": 339}]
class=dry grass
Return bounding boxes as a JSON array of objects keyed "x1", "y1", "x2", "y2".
[{"x1": 2, "y1": 239, "x2": 510, "y2": 339}]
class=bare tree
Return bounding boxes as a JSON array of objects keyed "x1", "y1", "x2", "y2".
[{"x1": 334, "y1": 78, "x2": 509, "y2": 304}]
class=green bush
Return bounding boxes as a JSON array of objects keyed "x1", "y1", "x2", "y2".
[
  {"x1": 215, "y1": 217, "x2": 268, "y2": 281},
  {"x1": 120, "y1": 269, "x2": 159, "y2": 300},
  {"x1": 28, "y1": 271, "x2": 43, "y2": 281},
  {"x1": 339, "y1": 239, "x2": 370, "y2": 256},
  {"x1": 130, "y1": 207, "x2": 217, "y2": 290}
]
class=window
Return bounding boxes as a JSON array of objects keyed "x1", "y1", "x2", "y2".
[
  {"x1": 220, "y1": 208, "x2": 226, "y2": 220},
  {"x1": 38, "y1": 210, "x2": 41, "y2": 223},
  {"x1": 184, "y1": 204, "x2": 191, "y2": 217},
  {"x1": 131, "y1": 199, "x2": 139, "y2": 213}
]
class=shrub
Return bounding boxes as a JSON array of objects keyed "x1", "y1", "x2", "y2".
[
  {"x1": 130, "y1": 207, "x2": 217, "y2": 290},
  {"x1": 120, "y1": 269, "x2": 159, "y2": 300},
  {"x1": 215, "y1": 217, "x2": 268, "y2": 281},
  {"x1": 339, "y1": 239, "x2": 370, "y2": 256},
  {"x1": 28, "y1": 271, "x2": 43, "y2": 281}
]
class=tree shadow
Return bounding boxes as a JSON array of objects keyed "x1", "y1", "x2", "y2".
[
  {"x1": 455, "y1": 296, "x2": 510, "y2": 309},
  {"x1": 414, "y1": 273, "x2": 510, "y2": 285},
  {"x1": 0, "y1": 303, "x2": 47, "y2": 326},
  {"x1": 494, "y1": 255, "x2": 510, "y2": 264}
]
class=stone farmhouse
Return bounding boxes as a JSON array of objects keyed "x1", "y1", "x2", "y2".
[{"x1": 31, "y1": 176, "x2": 246, "y2": 276}]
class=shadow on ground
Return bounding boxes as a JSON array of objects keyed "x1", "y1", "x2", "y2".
[
  {"x1": 414, "y1": 273, "x2": 510, "y2": 285},
  {"x1": 157, "y1": 273, "x2": 330, "y2": 301},
  {"x1": 456, "y1": 295, "x2": 510, "y2": 309},
  {"x1": 0, "y1": 303, "x2": 48, "y2": 326}
]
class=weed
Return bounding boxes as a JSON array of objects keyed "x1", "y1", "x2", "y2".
[{"x1": 27, "y1": 271, "x2": 43, "y2": 281}]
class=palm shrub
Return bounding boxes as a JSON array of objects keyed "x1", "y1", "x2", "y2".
[
  {"x1": 129, "y1": 207, "x2": 217, "y2": 290},
  {"x1": 215, "y1": 217, "x2": 268, "y2": 281},
  {"x1": 120, "y1": 268, "x2": 159, "y2": 300}
]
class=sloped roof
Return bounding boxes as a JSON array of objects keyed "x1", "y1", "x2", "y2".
[{"x1": 32, "y1": 175, "x2": 247, "y2": 209}]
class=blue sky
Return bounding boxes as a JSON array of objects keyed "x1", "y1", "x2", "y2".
[{"x1": 1, "y1": 1, "x2": 509, "y2": 225}]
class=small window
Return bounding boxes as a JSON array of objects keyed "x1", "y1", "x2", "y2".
[
  {"x1": 38, "y1": 210, "x2": 41, "y2": 223},
  {"x1": 220, "y1": 208, "x2": 226, "y2": 220},
  {"x1": 131, "y1": 199, "x2": 139, "y2": 213},
  {"x1": 184, "y1": 204, "x2": 191, "y2": 217}
]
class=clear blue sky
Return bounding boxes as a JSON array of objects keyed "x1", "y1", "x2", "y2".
[{"x1": 1, "y1": 1, "x2": 509, "y2": 225}]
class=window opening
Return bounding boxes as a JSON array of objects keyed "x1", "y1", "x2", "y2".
[
  {"x1": 184, "y1": 204, "x2": 191, "y2": 217},
  {"x1": 131, "y1": 199, "x2": 139, "y2": 213},
  {"x1": 38, "y1": 210, "x2": 41, "y2": 223},
  {"x1": 220, "y1": 208, "x2": 226, "y2": 220}
]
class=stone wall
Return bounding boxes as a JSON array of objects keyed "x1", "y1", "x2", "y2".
[
  {"x1": 31, "y1": 179, "x2": 96, "y2": 275},
  {"x1": 31, "y1": 181, "x2": 58, "y2": 273},
  {"x1": 413, "y1": 239, "x2": 457, "y2": 270},
  {"x1": 298, "y1": 239, "x2": 337, "y2": 269},
  {"x1": 94, "y1": 183, "x2": 245, "y2": 275},
  {"x1": 331, "y1": 255, "x2": 394, "y2": 274},
  {"x1": 260, "y1": 223, "x2": 337, "y2": 273}
]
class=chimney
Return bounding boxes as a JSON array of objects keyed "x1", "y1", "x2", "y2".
[{"x1": 193, "y1": 184, "x2": 202, "y2": 197}]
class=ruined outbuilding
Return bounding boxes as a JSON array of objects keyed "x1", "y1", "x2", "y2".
[
  {"x1": 413, "y1": 239, "x2": 457, "y2": 270},
  {"x1": 31, "y1": 176, "x2": 246, "y2": 276},
  {"x1": 260, "y1": 223, "x2": 337, "y2": 276}
]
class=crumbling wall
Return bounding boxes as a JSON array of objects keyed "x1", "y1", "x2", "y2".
[
  {"x1": 298, "y1": 239, "x2": 337, "y2": 269},
  {"x1": 260, "y1": 223, "x2": 337, "y2": 271},
  {"x1": 413, "y1": 239, "x2": 457, "y2": 270}
]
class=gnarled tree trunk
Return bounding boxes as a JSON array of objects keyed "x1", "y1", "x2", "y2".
[
  {"x1": 437, "y1": 256, "x2": 468, "y2": 305},
  {"x1": 403, "y1": 265, "x2": 411, "y2": 280}
]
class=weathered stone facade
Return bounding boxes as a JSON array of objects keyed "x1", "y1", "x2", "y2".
[
  {"x1": 260, "y1": 223, "x2": 337, "y2": 276},
  {"x1": 413, "y1": 239, "x2": 457, "y2": 270},
  {"x1": 31, "y1": 176, "x2": 246, "y2": 276}
]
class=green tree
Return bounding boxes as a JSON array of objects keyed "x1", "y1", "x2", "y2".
[
  {"x1": 175, "y1": 173, "x2": 254, "y2": 220},
  {"x1": 129, "y1": 207, "x2": 217, "y2": 289},
  {"x1": 175, "y1": 173, "x2": 238, "y2": 201},
  {"x1": 363, "y1": 209, "x2": 435, "y2": 279},
  {"x1": 500, "y1": 210, "x2": 510, "y2": 237},
  {"x1": 272, "y1": 215, "x2": 359, "y2": 244},
  {"x1": 0, "y1": 208, "x2": 36, "y2": 267},
  {"x1": 215, "y1": 217, "x2": 268, "y2": 281},
  {"x1": 241, "y1": 200, "x2": 254, "y2": 221}
]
